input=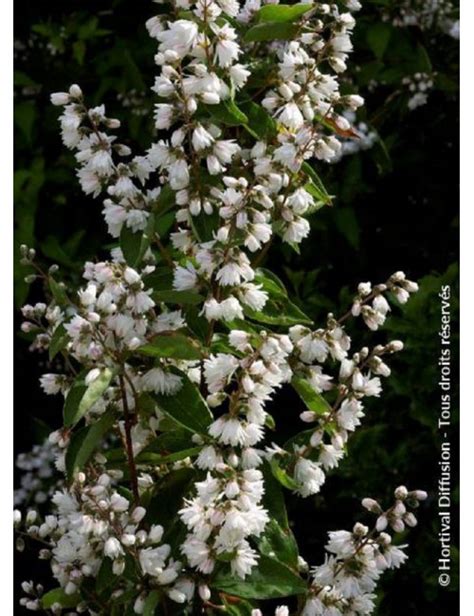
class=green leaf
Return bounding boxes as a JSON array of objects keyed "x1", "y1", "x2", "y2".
[
  {"x1": 261, "y1": 460, "x2": 289, "y2": 529},
  {"x1": 137, "y1": 332, "x2": 203, "y2": 361},
  {"x1": 334, "y1": 207, "x2": 360, "y2": 250},
  {"x1": 155, "y1": 211, "x2": 175, "y2": 237},
  {"x1": 222, "y1": 597, "x2": 256, "y2": 615},
  {"x1": 414, "y1": 43, "x2": 432, "y2": 73},
  {"x1": 120, "y1": 218, "x2": 153, "y2": 267},
  {"x1": 155, "y1": 184, "x2": 176, "y2": 213},
  {"x1": 64, "y1": 368, "x2": 115, "y2": 427},
  {"x1": 366, "y1": 23, "x2": 392, "y2": 59},
  {"x1": 143, "y1": 590, "x2": 161, "y2": 616},
  {"x1": 258, "y1": 519, "x2": 299, "y2": 569},
  {"x1": 142, "y1": 429, "x2": 195, "y2": 454},
  {"x1": 283, "y1": 428, "x2": 314, "y2": 453},
  {"x1": 152, "y1": 289, "x2": 205, "y2": 305},
  {"x1": 256, "y1": 268, "x2": 288, "y2": 297},
  {"x1": 65, "y1": 409, "x2": 116, "y2": 480},
  {"x1": 291, "y1": 376, "x2": 332, "y2": 414},
  {"x1": 49, "y1": 324, "x2": 69, "y2": 361},
  {"x1": 153, "y1": 369, "x2": 212, "y2": 434},
  {"x1": 244, "y1": 269, "x2": 313, "y2": 326},
  {"x1": 41, "y1": 588, "x2": 80, "y2": 609},
  {"x1": 144, "y1": 267, "x2": 174, "y2": 291},
  {"x1": 208, "y1": 100, "x2": 249, "y2": 126},
  {"x1": 15, "y1": 101, "x2": 37, "y2": 144},
  {"x1": 49, "y1": 277, "x2": 70, "y2": 306},
  {"x1": 213, "y1": 555, "x2": 307, "y2": 599},
  {"x1": 136, "y1": 446, "x2": 203, "y2": 465},
  {"x1": 244, "y1": 21, "x2": 298, "y2": 43},
  {"x1": 73, "y1": 39, "x2": 86, "y2": 65},
  {"x1": 241, "y1": 102, "x2": 277, "y2": 140},
  {"x1": 190, "y1": 205, "x2": 220, "y2": 242},
  {"x1": 270, "y1": 457, "x2": 300, "y2": 490},
  {"x1": 301, "y1": 162, "x2": 332, "y2": 206},
  {"x1": 257, "y1": 3, "x2": 313, "y2": 23},
  {"x1": 145, "y1": 468, "x2": 197, "y2": 539},
  {"x1": 245, "y1": 302, "x2": 312, "y2": 327},
  {"x1": 96, "y1": 557, "x2": 116, "y2": 595}
]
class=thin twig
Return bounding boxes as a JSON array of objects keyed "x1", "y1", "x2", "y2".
[{"x1": 118, "y1": 374, "x2": 139, "y2": 504}]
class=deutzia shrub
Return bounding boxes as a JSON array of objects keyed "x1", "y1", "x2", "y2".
[{"x1": 15, "y1": 1, "x2": 426, "y2": 613}]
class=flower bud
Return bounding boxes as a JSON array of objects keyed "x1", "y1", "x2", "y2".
[
  {"x1": 50, "y1": 92, "x2": 70, "y2": 106},
  {"x1": 68, "y1": 84, "x2": 83, "y2": 99},
  {"x1": 198, "y1": 584, "x2": 211, "y2": 601},
  {"x1": 362, "y1": 498, "x2": 381, "y2": 513},
  {"x1": 376, "y1": 515, "x2": 388, "y2": 532},
  {"x1": 131, "y1": 507, "x2": 146, "y2": 524},
  {"x1": 394, "y1": 485, "x2": 408, "y2": 500}
]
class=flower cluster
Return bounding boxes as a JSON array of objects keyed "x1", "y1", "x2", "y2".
[
  {"x1": 16, "y1": 473, "x2": 194, "y2": 610},
  {"x1": 266, "y1": 273, "x2": 418, "y2": 497},
  {"x1": 14, "y1": 1, "x2": 427, "y2": 613},
  {"x1": 386, "y1": 0, "x2": 459, "y2": 39},
  {"x1": 302, "y1": 487, "x2": 427, "y2": 615},
  {"x1": 402, "y1": 72, "x2": 436, "y2": 111},
  {"x1": 330, "y1": 111, "x2": 378, "y2": 162},
  {"x1": 180, "y1": 331, "x2": 292, "y2": 577},
  {"x1": 15, "y1": 438, "x2": 63, "y2": 508}
]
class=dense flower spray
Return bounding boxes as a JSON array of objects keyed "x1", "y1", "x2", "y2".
[{"x1": 15, "y1": 1, "x2": 426, "y2": 613}]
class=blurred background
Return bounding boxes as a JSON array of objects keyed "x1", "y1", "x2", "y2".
[{"x1": 14, "y1": 0, "x2": 459, "y2": 613}]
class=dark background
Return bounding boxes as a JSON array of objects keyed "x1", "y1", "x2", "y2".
[{"x1": 14, "y1": 1, "x2": 459, "y2": 614}]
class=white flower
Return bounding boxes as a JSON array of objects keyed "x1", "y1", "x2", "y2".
[
  {"x1": 277, "y1": 102, "x2": 305, "y2": 130},
  {"x1": 174, "y1": 264, "x2": 198, "y2": 291},
  {"x1": 326, "y1": 530, "x2": 355, "y2": 558},
  {"x1": 104, "y1": 537, "x2": 124, "y2": 559},
  {"x1": 139, "y1": 545, "x2": 171, "y2": 576},
  {"x1": 238, "y1": 284, "x2": 268, "y2": 311},
  {"x1": 231, "y1": 543, "x2": 259, "y2": 578},
  {"x1": 141, "y1": 368, "x2": 183, "y2": 395},
  {"x1": 51, "y1": 92, "x2": 70, "y2": 106},
  {"x1": 110, "y1": 493, "x2": 130, "y2": 512},
  {"x1": 229, "y1": 64, "x2": 250, "y2": 89},
  {"x1": 337, "y1": 398, "x2": 363, "y2": 431},
  {"x1": 294, "y1": 458, "x2": 325, "y2": 497},
  {"x1": 298, "y1": 334, "x2": 329, "y2": 363},
  {"x1": 169, "y1": 159, "x2": 190, "y2": 190},
  {"x1": 157, "y1": 20, "x2": 199, "y2": 58},
  {"x1": 283, "y1": 218, "x2": 310, "y2": 244},
  {"x1": 39, "y1": 374, "x2": 63, "y2": 395},
  {"x1": 192, "y1": 125, "x2": 215, "y2": 151},
  {"x1": 181, "y1": 536, "x2": 215, "y2": 573},
  {"x1": 204, "y1": 354, "x2": 239, "y2": 393},
  {"x1": 229, "y1": 330, "x2": 250, "y2": 351},
  {"x1": 146, "y1": 16, "x2": 164, "y2": 39},
  {"x1": 203, "y1": 297, "x2": 244, "y2": 321},
  {"x1": 308, "y1": 366, "x2": 333, "y2": 393},
  {"x1": 212, "y1": 24, "x2": 241, "y2": 67},
  {"x1": 154, "y1": 104, "x2": 175, "y2": 129},
  {"x1": 196, "y1": 445, "x2": 223, "y2": 470}
]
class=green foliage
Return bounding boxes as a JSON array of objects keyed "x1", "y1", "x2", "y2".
[
  {"x1": 243, "y1": 22, "x2": 299, "y2": 43},
  {"x1": 245, "y1": 269, "x2": 313, "y2": 327},
  {"x1": 152, "y1": 369, "x2": 213, "y2": 433},
  {"x1": 63, "y1": 368, "x2": 115, "y2": 427},
  {"x1": 65, "y1": 409, "x2": 116, "y2": 480},
  {"x1": 41, "y1": 588, "x2": 80, "y2": 610},
  {"x1": 257, "y1": 3, "x2": 313, "y2": 23},
  {"x1": 258, "y1": 519, "x2": 299, "y2": 570},
  {"x1": 137, "y1": 332, "x2": 203, "y2": 361},
  {"x1": 213, "y1": 555, "x2": 307, "y2": 599},
  {"x1": 291, "y1": 377, "x2": 332, "y2": 415}
]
